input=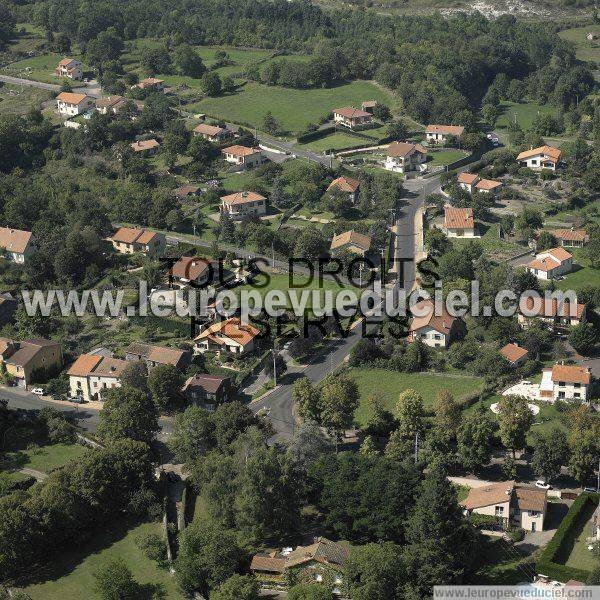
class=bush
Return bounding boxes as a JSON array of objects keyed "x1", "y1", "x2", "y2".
[
  {"x1": 507, "y1": 527, "x2": 525, "y2": 542},
  {"x1": 468, "y1": 513, "x2": 501, "y2": 529}
]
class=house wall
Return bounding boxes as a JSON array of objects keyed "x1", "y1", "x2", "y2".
[
  {"x1": 472, "y1": 500, "x2": 511, "y2": 525},
  {"x1": 223, "y1": 200, "x2": 267, "y2": 219},
  {"x1": 89, "y1": 375, "x2": 121, "y2": 401},
  {"x1": 426, "y1": 132, "x2": 447, "y2": 143},
  {"x1": 410, "y1": 325, "x2": 447, "y2": 348},
  {"x1": 69, "y1": 375, "x2": 91, "y2": 402},
  {"x1": 446, "y1": 226, "x2": 476, "y2": 238},
  {"x1": 5, "y1": 344, "x2": 62, "y2": 385},
  {"x1": 520, "y1": 156, "x2": 556, "y2": 171},
  {"x1": 553, "y1": 381, "x2": 588, "y2": 401},
  {"x1": 516, "y1": 507, "x2": 545, "y2": 532},
  {"x1": 57, "y1": 99, "x2": 94, "y2": 117}
]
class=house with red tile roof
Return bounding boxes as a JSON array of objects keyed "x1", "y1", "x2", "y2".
[
  {"x1": 547, "y1": 229, "x2": 588, "y2": 248},
  {"x1": 133, "y1": 77, "x2": 165, "y2": 92},
  {"x1": 182, "y1": 373, "x2": 232, "y2": 410},
  {"x1": 0, "y1": 227, "x2": 35, "y2": 263},
  {"x1": 540, "y1": 363, "x2": 592, "y2": 402},
  {"x1": 330, "y1": 230, "x2": 371, "y2": 256},
  {"x1": 67, "y1": 351, "x2": 128, "y2": 402},
  {"x1": 332, "y1": 107, "x2": 373, "y2": 129},
  {"x1": 457, "y1": 172, "x2": 502, "y2": 196},
  {"x1": 130, "y1": 139, "x2": 160, "y2": 155},
  {"x1": 384, "y1": 141, "x2": 427, "y2": 174},
  {"x1": 499, "y1": 343, "x2": 529, "y2": 367},
  {"x1": 170, "y1": 256, "x2": 217, "y2": 287},
  {"x1": 425, "y1": 124, "x2": 465, "y2": 144},
  {"x1": 56, "y1": 92, "x2": 95, "y2": 117},
  {"x1": 193, "y1": 123, "x2": 232, "y2": 142},
  {"x1": 0, "y1": 338, "x2": 62, "y2": 387},
  {"x1": 444, "y1": 207, "x2": 477, "y2": 238},
  {"x1": 408, "y1": 299, "x2": 462, "y2": 348},
  {"x1": 517, "y1": 146, "x2": 561, "y2": 171},
  {"x1": 96, "y1": 95, "x2": 127, "y2": 115},
  {"x1": 220, "y1": 191, "x2": 267, "y2": 220},
  {"x1": 221, "y1": 145, "x2": 266, "y2": 170},
  {"x1": 194, "y1": 317, "x2": 260, "y2": 355},
  {"x1": 327, "y1": 176, "x2": 361, "y2": 204},
  {"x1": 123, "y1": 343, "x2": 191, "y2": 370},
  {"x1": 526, "y1": 247, "x2": 573, "y2": 280},
  {"x1": 54, "y1": 57, "x2": 83, "y2": 80},
  {"x1": 517, "y1": 295, "x2": 587, "y2": 328},
  {"x1": 109, "y1": 227, "x2": 165, "y2": 257}
]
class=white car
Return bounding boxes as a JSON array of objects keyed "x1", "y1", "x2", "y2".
[
  {"x1": 486, "y1": 133, "x2": 493, "y2": 139},
  {"x1": 535, "y1": 480, "x2": 551, "y2": 490},
  {"x1": 31, "y1": 388, "x2": 44, "y2": 396}
]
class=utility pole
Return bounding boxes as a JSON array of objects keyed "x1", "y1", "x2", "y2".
[
  {"x1": 272, "y1": 348, "x2": 277, "y2": 386},
  {"x1": 271, "y1": 240, "x2": 275, "y2": 268}
]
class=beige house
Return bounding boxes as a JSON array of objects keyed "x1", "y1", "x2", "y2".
[
  {"x1": 425, "y1": 124, "x2": 465, "y2": 144},
  {"x1": 457, "y1": 172, "x2": 502, "y2": 196},
  {"x1": 517, "y1": 295, "x2": 586, "y2": 329},
  {"x1": 0, "y1": 338, "x2": 62, "y2": 387},
  {"x1": 96, "y1": 95, "x2": 127, "y2": 115},
  {"x1": 526, "y1": 247, "x2": 573, "y2": 280},
  {"x1": 517, "y1": 146, "x2": 561, "y2": 171},
  {"x1": 220, "y1": 191, "x2": 267, "y2": 220},
  {"x1": 134, "y1": 77, "x2": 165, "y2": 92},
  {"x1": 540, "y1": 363, "x2": 592, "y2": 402},
  {"x1": 54, "y1": 57, "x2": 83, "y2": 80},
  {"x1": 499, "y1": 343, "x2": 529, "y2": 367},
  {"x1": 67, "y1": 352, "x2": 128, "y2": 402},
  {"x1": 123, "y1": 343, "x2": 190, "y2": 370},
  {"x1": 194, "y1": 317, "x2": 259, "y2": 355},
  {"x1": 110, "y1": 227, "x2": 165, "y2": 257},
  {"x1": 130, "y1": 139, "x2": 160, "y2": 155},
  {"x1": 221, "y1": 145, "x2": 266, "y2": 170},
  {"x1": 548, "y1": 229, "x2": 588, "y2": 248},
  {"x1": 56, "y1": 92, "x2": 95, "y2": 117},
  {"x1": 330, "y1": 230, "x2": 371, "y2": 256},
  {"x1": 384, "y1": 142, "x2": 427, "y2": 174},
  {"x1": 0, "y1": 227, "x2": 35, "y2": 263},
  {"x1": 193, "y1": 123, "x2": 232, "y2": 142},
  {"x1": 408, "y1": 299, "x2": 462, "y2": 348},
  {"x1": 444, "y1": 207, "x2": 476, "y2": 238},
  {"x1": 327, "y1": 176, "x2": 361, "y2": 204},
  {"x1": 462, "y1": 481, "x2": 547, "y2": 532},
  {"x1": 332, "y1": 107, "x2": 373, "y2": 129},
  {"x1": 170, "y1": 256, "x2": 217, "y2": 287}
]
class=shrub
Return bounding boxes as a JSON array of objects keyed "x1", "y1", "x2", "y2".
[{"x1": 507, "y1": 527, "x2": 525, "y2": 542}]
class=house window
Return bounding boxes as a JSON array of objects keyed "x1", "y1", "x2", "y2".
[
  {"x1": 574, "y1": 393, "x2": 580, "y2": 398},
  {"x1": 574, "y1": 383, "x2": 581, "y2": 388},
  {"x1": 530, "y1": 511, "x2": 538, "y2": 517},
  {"x1": 558, "y1": 381, "x2": 565, "y2": 386},
  {"x1": 495, "y1": 506, "x2": 504, "y2": 516}
]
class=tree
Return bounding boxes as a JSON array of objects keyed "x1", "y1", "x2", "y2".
[
  {"x1": 568, "y1": 408, "x2": 600, "y2": 485},
  {"x1": 433, "y1": 390, "x2": 460, "y2": 444},
  {"x1": 387, "y1": 120, "x2": 408, "y2": 141},
  {"x1": 294, "y1": 228, "x2": 327, "y2": 262},
  {"x1": 97, "y1": 387, "x2": 159, "y2": 443},
  {"x1": 119, "y1": 360, "x2": 149, "y2": 392},
  {"x1": 201, "y1": 72, "x2": 222, "y2": 96},
  {"x1": 497, "y1": 395, "x2": 534, "y2": 458},
  {"x1": 175, "y1": 519, "x2": 244, "y2": 596},
  {"x1": 147, "y1": 363, "x2": 184, "y2": 411},
  {"x1": 569, "y1": 322, "x2": 598, "y2": 355},
  {"x1": 587, "y1": 565, "x2": 600, "y2": 585},
  {"x1": 287, "y1": 420, "x2": 332, "y2": 477},
  {"x1": 263, "y1": 111, "x2": 280, "y2": 134},
  {"x1": 169, "y1": 405, "x2": 214, "y2": 465},
  {"x1": 209, "y1": 574, "x2": 260, "y2": 600},
  {"x1": 288, "y1": 584, "x2": 334, "y2": 600},
  {"x1": 293, "y1": 377, "x2": 321, "y2": 421},
  {"x1": 141, "y1": 46, "x2": 172, "y2": 75},
  {"x1": 457, "y1": 403, "x2": 497, "y2": 472},
  {"x1": 536, "y1": 231, "x2": 557, "y2": 252},
  {"x1": 174, "y1": 45, "x2": 205, "y2": 78},
  {"x1": 218, "y1": 211, "x2": 236, "y2": 243},
  {"x1": 320, "y1": 374, "x2": 359, "y2": 445},
  {"x1": 344, "y1": 542, "x2": 407, "y2": 600},
  {"x1": 94, "y1": 559, "x2": 139, "y2": 600},
  {"x1": 394, "y1": 389, "x2": 425, "y2": 439},
  {"x1": 404, "y1": 471, "x2": 478, "y2": 595},
  {"x1": 531, "y1": 427, "x2": 569, "y2": 482},
  {"x1": 373, "y1": 103, "x2": 391, "y2": 121}
]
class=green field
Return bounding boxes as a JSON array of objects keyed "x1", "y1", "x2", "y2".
[
  {"x1": 452, "y1": 223, "x2": 524, "y2": 260},
  {"x1": 563, "y1": 500, "x2": 599, "y2": 572},
  {"x1": 0, "y1": 84, "x2": 52, "y2": 114},
  {"x1": 427, "y1": 148, "x2": 468, "y2": 167},
  {"x1": 559, "y1": 25, "x2": 600, "y2": 65},
  {"x1": 4, "y1": 52, "x2": 85, "y2": 84},
  {"x1": 299, "y1": 132, "x2": 367, "y2": 152},
  {"x1": 496, "y1": 100, "x2": 556, "y2": 131},
  {"x1": 1, "y1": 442, "x2": 89, "y2": 474},
  {"x1": 24, "y1": 520, "x2": 184, "y2": 600},
  {"x1": 555, "y1": 248, "x2": 600, "y2": 292},
  {"x1": 350, "y1": 368, "x2": 484, "y2": 425},
  {"x1": 187, "y1": 80, "x2": 395, "y2": 134}
]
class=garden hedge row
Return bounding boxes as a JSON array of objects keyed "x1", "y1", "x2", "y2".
[{"x1": 536, "y1": 492, "x2": 599, "y2": 583}]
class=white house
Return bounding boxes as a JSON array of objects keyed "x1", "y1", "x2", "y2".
[
  {"x1": 221, "y1": 145, "x2": 267, "y2": 170},
  {"x1": 193, "y1": 123, "x2": 232, "y2": 142},
  {"x1": 425, "y1": 124, "x2": 465, "y2": 144},
  {"x1": 56, "y1": 92, "x2": 95, "y2": 117},
  {"x1": 408, "y1": 299, "x2": 462, "y2": 348},
  {"x1": 194, "y1": 317, "x2": 259, "y2": 355},
  {"x1": 384, "y1": 142, "x2": 427, "y2": 174},
  {"x1": 548, "y1": 229, "x2": 588, "y2": 248},
  {"x1": 54, "y1": 58, "x2": 83, "y2": 80},
  {"x1": 457, "y1": 172, "x2": 502, "y2": 196},
  {"x1": 0, "y1": 227, "x2": 35, "y2": 263},
  {"x1": 540, "y1": 363, "x2": 592, "y2": 402},
  {"x1": 526, "y1": 247, "x2": 573, "y2": 280},
  {"x1": 517, "y1": 295, "x2": 587, "y2": 329},
  {"x1": 499, "y1": 343, "x2": 529, "y2": 367},
  {"x1": 332, "y1": 107, "x2": 373, "y2": 129},
  {"x1": 517, "y1": 146, "x2": 561, "y2": 171},
  {"x1": 220, "y1": 191, "x2": 267, "y2": 220},
  {"x1": 96, "y1": 95, "x2": 127, "y2": 115},
  {"x1": 444, "y1": 207, "x2": 477, "y2": 238},
  {"x1": 462, "y1": 481, "x2": 547, "y2": 533},
  {"x1": 67, "y1": 352, "x2": 128, "y2": 402}
]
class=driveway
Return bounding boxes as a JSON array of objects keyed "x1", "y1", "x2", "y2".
[{"x1": 503, "y1": 381, "x2": 541, "y2": 401}]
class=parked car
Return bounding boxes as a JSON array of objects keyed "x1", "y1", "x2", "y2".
[
  {"x1": 31, "y1": 388, "x2": 44, "y2": 396},
  {"x1": 584, "y1": 486, "x2": 598, "y2": 493},
  {"x1": 535, "y1": 480, "x2": 551, "y2": 490}
]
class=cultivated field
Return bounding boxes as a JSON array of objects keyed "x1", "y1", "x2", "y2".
[
  {"x1": 0, "y1": 83, "x2": 52, "y2": 114},
  {"x1": 559, "y1": 25, "x2": 600, "y2": 65}
]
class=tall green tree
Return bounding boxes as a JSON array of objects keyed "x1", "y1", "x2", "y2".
[
  {"x1": 497, "y1": 395, "x2": 534, "y2": 458},
  {"x1": 457, "y1": 403, "x2": 497, "y2": 472},
  {"x1": 394, "y1": 389, "x2": 425, "y2": 439},
  {"x1": 94, "y1": 559, "x2": 139, "y2": 600},
  {"x1": 147, "y1": 363, "x2": 184, "y2": 411},
  {"x1": 531, "y1": 427, "x2": 569, "y2": 483}
]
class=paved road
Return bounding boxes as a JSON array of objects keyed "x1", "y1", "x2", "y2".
[{"x1": 0, "y1": 74, "x2": 61, "y2": 91}]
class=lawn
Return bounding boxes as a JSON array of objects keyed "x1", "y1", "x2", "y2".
[
  {"x1": 294, "y1": 206, "x2": 335, "y2": 222},
  {"x1": 555, "y1": 248, "x2": 600, "y2": 292},
  {"x1": 427, "y1": 148, "x2": 468, "y2": 167},
  {"x1": 23, "y1": 520, "x2": 184, "y2": 600},
  {"x1": 5, "y1": 52, "x2": 86, "y2": 84},
  {"x1": 0, "y1": 84, "x2": 52, "y2": 114},
  {"x1": 1, "y1": 442, "x2": 89, "y2": 474},
  {"x1": 496, "y1": 100, "x2": 557, "y2": 131},
  {"x1": 299, "y1": 132, "x2": 367, "y2": 153},
  {"x1": 452, "y1": 223, "x2": 524, "y2": 261},
  {"x1": 187, "y1": 80, "x2": 395, "y2": 134},
  {"x1": 559, "y1": 25, "x2": 600, "y2": 65},
  {"x1": 350, "y1": 369, "x2": 484, "y2": 425},
  {"x1": 284, "y1": 217, "x2": 325, "y2": 230},
  {"x1": 563, "y1": 500, "x2": 599, "y2": 572}
]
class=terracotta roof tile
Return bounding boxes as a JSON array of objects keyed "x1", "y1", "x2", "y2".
[
  {"x1": 512, "y1": 486, "x2": 546, "y2": 512},
  {"x1": 445, "y1": 207, "x2": 474, "y2": 229},
  {"x1": 426, "y1": 124, "x2": 465, "y2": 136},
  {"x1": 220, "y1": 191, "x2": 266, "y2": 206},
  {"x1": 548, "y1": 229, "x2": 587, "y2": 243},
  {"x1": 517, "y1": 145, "x2": 561, "y2": 162},
  {"x1": 171, "y1": 256, "x2": 214, "y2": 282},
  {"x1": 500, "y1": 343, "x2": 529, "y2": 364},
  {"x1": 222, "y1": 145, "x2": 260, "y2": 157},
  {"x1": 387, "y1": 141, "x2": 427, "y2": 158},
  {"x1": 457, "y1": 172, "x2": 479, "y2": 185},
  {"x1": 56, "y1": 92, "x2": 89, "y2": 104},
  {"x1": 408, "y1": 299, "x2": 457, "y2": 336},
  {"x1": 330, "y1": 230, "x2": 371, "y2": 252},
  {"x1": 194, "y1": 123, "x2": 225, "y2": 136},
  {"x1": 551, "y1": 363, "x2": 591, "y2": 385},
  {"x1": 462, "y1": 481, "x2": 515, "y2": 510},
  {"x1": 327, "y1": 176, "x2": 360, "y2": 194},
  {"x1": 194, "y1": 317, "x2": 259, "y2": 347},
  {"x1": 333, "y1": 107, "x2": 371, "y2": 119},
  {"x1": 0, "y1": 227, "x2": 33, "y2": 254}
]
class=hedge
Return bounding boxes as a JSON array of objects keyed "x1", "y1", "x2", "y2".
[{"x1": 536, "y1": 492, "x2": 599, "y2": 583}]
